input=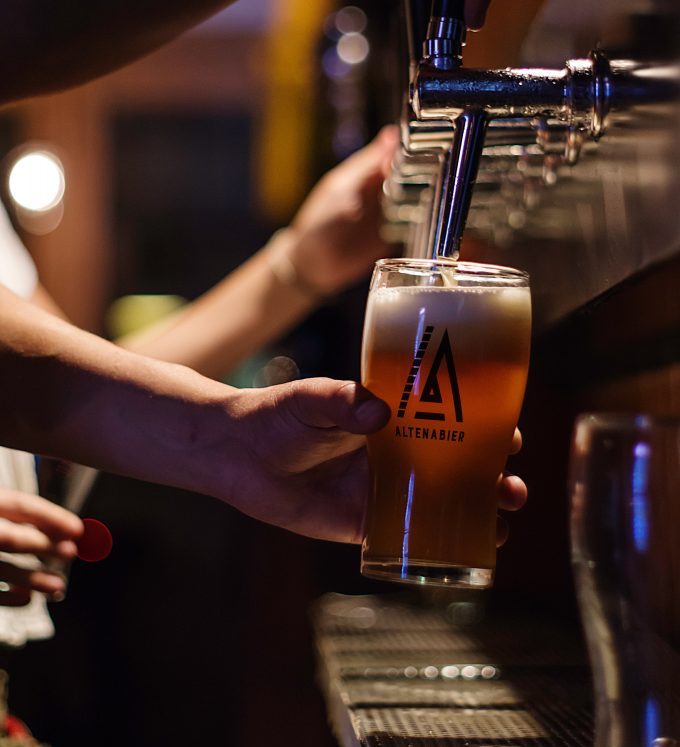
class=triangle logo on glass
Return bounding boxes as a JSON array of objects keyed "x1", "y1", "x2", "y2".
[{"x1": 396, "y1": 326, "x2": 463, "y2": 424}]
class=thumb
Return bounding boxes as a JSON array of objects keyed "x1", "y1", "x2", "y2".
[
  {"x1": 361, "y1": 125, "x2": 400, "y2": 184},
  {"x1": 339, "y1": 125, "x2": 399, "y2": 185},
  {"x1": 284, "y1": 378, "x2": 390, "y2": 434},
  {"x1": 375, "y1": 124, "x2": 400, "y2": 176}
]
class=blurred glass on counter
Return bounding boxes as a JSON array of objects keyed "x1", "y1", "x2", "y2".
[{"x1": 570, "y1": 414, "x2": 680, "y2": 747}]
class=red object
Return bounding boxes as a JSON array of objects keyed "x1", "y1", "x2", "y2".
[
  {"x1": 77, "y1": 518, "x2": 113, "y2": 562},
  {"x1": 5, "y1": 713, "x2": 32, "y2": 737}
]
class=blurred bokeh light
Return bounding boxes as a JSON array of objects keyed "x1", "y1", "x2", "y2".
[{"x1": 8, "y1": 149, "x2": 65, "y2": 213}]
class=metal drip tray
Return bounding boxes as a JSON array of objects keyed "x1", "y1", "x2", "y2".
[
  {"x1": 356, "y1": 707, "x2": 549, "y2": 742},
  {"x1": 342, "y1": 668, "x2": 592, "y2": 709},
  {"x1": 313, "y1": 594, "x2": 593, "y2": 747}
]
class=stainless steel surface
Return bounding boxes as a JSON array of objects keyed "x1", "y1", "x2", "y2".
[
  {"x1": 314, "y1": 593, "x2": 593, "y2": 747},
  {"x1": 428, "y1": 108, "x2": 488, "y2": 257},
  {"x1": 387, "y1": 0, "x2": 680, "y2": 326},
  {"x1": 422, "y1": 7, "x2": 466, "y2": 71}
]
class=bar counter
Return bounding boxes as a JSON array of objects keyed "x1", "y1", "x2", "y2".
[{"x1": 313, "y1": 593, "x2": 593, "y2": 746}]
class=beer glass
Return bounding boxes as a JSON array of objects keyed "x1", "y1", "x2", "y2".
[
  {"x1": 360, "y1": 258, "x2": 531, "y2": 588},
  {"x1": 570, "y1": 414, "x2": 680, "y2": 747}
]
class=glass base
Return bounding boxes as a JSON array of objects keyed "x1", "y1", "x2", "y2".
[{"x1": 361, "y1": 558, "x2": 494, "y2": 589}]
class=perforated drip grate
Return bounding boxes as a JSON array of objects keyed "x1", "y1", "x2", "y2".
[
  {"x1": 314, "y1": 594, "x2": 593, "y2": 747},
  {"x1": 344, "y1": 678, "x2": 523, "y2": 708},
  {"x1": 525, "y1": 704, "x2": 593, "y2": 747},
  {"x1": 355, "y1": 707, "x2": 548, "y2": 741},
  {"x1": 338, "y1": 661, "x2": 502, "y2": 681},
  {"x1": 323, "y1": 630, "x2": 478, "y2": 655},
  {"x1": 313, "y1": 594, "x2": 453, "y2": 634},
  {"x1": 331, "y1": 649, "x2": 585, "y2": 674},
  {"x1": 342, "y1": 668, "x2": 592, "y2": 710},
  {"x1": 463, "y1": 628, "x2": 587, "y2": 668},
  {"x1": 314, "y1": 596, "x2": 587, "y2": 669}
]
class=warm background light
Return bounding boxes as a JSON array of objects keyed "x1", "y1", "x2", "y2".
[{"x1": 7, "y1": 150, "x2": 65, "y2": 212}]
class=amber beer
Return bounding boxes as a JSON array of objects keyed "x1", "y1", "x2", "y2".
[{"x1": 361, "y1": 259, "x2": 531, "y2": 588}]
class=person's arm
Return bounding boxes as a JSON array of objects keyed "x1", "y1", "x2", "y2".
[
  {"x1": 0, "y1": 1, "x2": 492, "y2": 108},
  {"x1": 117, "y1": 127, "x2": 398, "y2": 379},
  {"x1": 0, "y1": 0, "x2": 235, "y2": 106},
  {"x1": 115, "y1": 229, "x2": 324, "y2": 380},
  {"x1": 30, "y1": 283, "x2": 69, "y2": 321},
  {"x1": 28, "y1": 127, "x2": 397, "y2": 379},
  {"x1": 2, "y1": 284, "x2": 526, "y2": 544},
  {"x1": 0, "y1": 283, "x2": 390, "y2": 543}
]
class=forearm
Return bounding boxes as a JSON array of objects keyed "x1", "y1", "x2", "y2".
[
  {"x1": 0, "y1": 0, "x2": 233, "y2": 106},
  {"x1": 118, "y1": 229, "x2": 322, "y2": 379},
  {"x1": 0, "y1": 285, "x2": 236, "y2": 499}
]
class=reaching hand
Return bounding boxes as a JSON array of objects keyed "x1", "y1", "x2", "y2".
[
  {"x1": 465, "y1": 0, "x2": 491, "y2": 29},
  {"x1": 214, "y1": 379, "x2": 526, "y2": 546},
  {"x1": 286, "y1": 126, "x2": 399, "y2": 297},
  {"x1": 281, "y1": 1, "x2": 494, "y2": 296},
  {"x1": 0, "y1": 489, "x2": 83, "y2": 606}
]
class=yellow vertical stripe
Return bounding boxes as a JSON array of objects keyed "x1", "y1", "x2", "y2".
[{"x1": 255, "y1": 0, "x2": 331, "y2": 221}]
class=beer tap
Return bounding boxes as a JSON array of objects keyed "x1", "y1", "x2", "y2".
[
  {"x1": 396, "y1": 0, "x2": 679, "y2": 259},
  {"x1": 412, "y1": 0, "x2": 488, "y2": 259}
]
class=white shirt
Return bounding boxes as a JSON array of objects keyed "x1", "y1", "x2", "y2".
[
  {"x1": 0, "y1": 201, "x2": 55, "y2": 645},
  {"x1": 0, "y1": 203, "x2": 38, "y2": 298}
]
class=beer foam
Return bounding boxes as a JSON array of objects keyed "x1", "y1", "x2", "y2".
[
  {"x1": 369, "y1": 284, "x2": 530, "y2": 322},
  {"x1": 365, "y1": 284, "x2": 531, "y2": 352}
]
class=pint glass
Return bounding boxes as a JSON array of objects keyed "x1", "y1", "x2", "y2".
[
  {"x1": 360, "y1": 258, "x2": 531, "y2": 588},
  {"x1": 570, "y1": 414, "x2": 680, "y2": 747}
]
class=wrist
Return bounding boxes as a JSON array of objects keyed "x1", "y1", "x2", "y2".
[
  {"x1": 143, "y1": 368, "x2": 246, "y2": 504},
  {"x1": 265, "y1": 228, "x2": 330, "y2": 301},
  {"x1": 93, "y1": 355, "x2": 243, "y2": 503}
]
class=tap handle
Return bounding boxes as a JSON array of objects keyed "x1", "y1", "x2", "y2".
[
  {"x1": 431, "y1": 0, "x2": 465, "y2": 22},
  {"x1": 404, "y1": 0, "x2": 432, "y2": 70},
  {"x1": 424, "y1": 0, "x2": 466, "y2": 69},
  {"x1": 430, "y1": 108, "x2": 488, "y2": 258}
]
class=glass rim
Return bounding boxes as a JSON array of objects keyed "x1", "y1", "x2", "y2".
[{"x1": 374, "y1": 257, "x2": 530, "y2": 282}]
